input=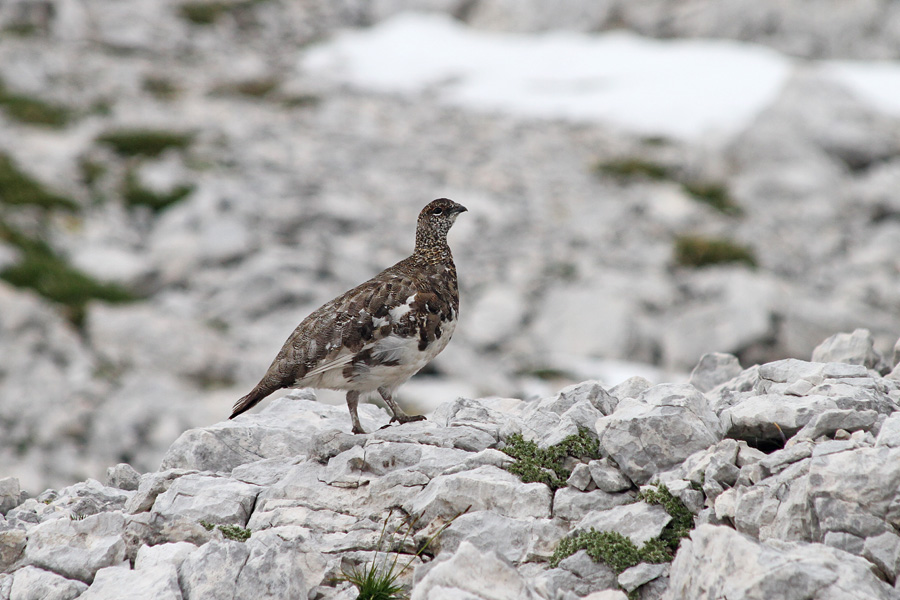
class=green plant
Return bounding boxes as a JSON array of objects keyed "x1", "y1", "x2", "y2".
[
  {"x1": 212, "y1": 77, "x2": 279, "y2": 98},
  {"x1": 594, "y1": 158, "x2": 671, "y2": 181},
  {"x1": 673, "y1": 235, "x2": 757, "y2": 269},
  {"x1": 342, "y1": 509, "x2": 467, "y2": 600},
  {"x1": 178, "y1": 1, "x2": 234, "y2": 24},
  {"x1": 0, "y1": 220, "x2": 136, "y2": 326},
  {"x1": 502, "y1": 429, "x2": 600, "y2": 491},
  {"x1": 0, "y1": 153, "x2": 79, "y2": 211},
  {"x1": 122, "y1": 169, "x2": 194, "y2": 212},
  {"x1": 0, "y1": 81, "x2": 71, "y2": 128},
  {"x1": 681, "y1": 181, "x2": 742, "y2": 216},
  {"x1": 637, "y1": 483, "x2": 694, "y2": 552},
  {"x1": 142, "y1": 76, "x2": 181, "y2": 100},
  {"x1": 200, "y1": 520, "x2": 252, "y2": 542},
  {"x1": 96, "y1": 129, "x2": 193, "y2": 158}
]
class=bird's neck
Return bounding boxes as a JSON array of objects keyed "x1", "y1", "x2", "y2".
[{"x1": 413, "y1": 239, "x2": 453, "y2": 266}]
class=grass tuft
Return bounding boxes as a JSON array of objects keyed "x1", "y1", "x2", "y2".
[
  {"x1": 179, "y1": 1, "x2": 234, "y2": 25},
  {"x1": 96, "y1": 129, "x2": 193, "y2": 158},
  {"x1": 342, "y1": 508, "x2": 467, "y2": 600},
  {"x1": 674, "y1": 235, "x2": 757, "y2": 269},
  {"x1": 637, "y1": 483, "x2": 694, "y2": 553},
  {"x1": 502, "y1": 428, "x2": 600, "y2": 491}
]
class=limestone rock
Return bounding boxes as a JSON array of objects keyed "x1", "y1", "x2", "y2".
[
  {"x1": 574, "y1": 502, "x2": 671, "y2": 546},
  {"x1": 77, "y1": 565, "x2": 181, "y2": 600},
  {"x1": 596, "y1": 384, "x2": 723, "y2": 484},
  {"x1": 411, "y1": 541, "x2": 540, "y2": 600},
  {"x1": 9, "y1": 566, "x2": 87, "y2": 600},
  {"x1": 665, "y1": 524, "x2": 896, "y2": 600},
  {"x1": 688, "y1": 353, "x2": 743, "y2": 393},
  {"x1": 812, "y1": 329, "x2": 887, "y2": 372},
  {"x1": 24, "y1": 512, "x2": 126, "y2": 583}
]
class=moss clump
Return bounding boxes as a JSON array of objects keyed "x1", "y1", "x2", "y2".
[
  {"x1": 213, "y1": 77, "x2": 280, "y2": 98},
  {"x1": 0, "y1": 221, "x2": 136, "y2": 326},
  {"x1": 0, "y1": 81, "x2": 71, "y2": 128},
  {"x1": 142, "y1": 76, "x2": 181, "y2": 101},
  {"x1": 637, "y1": 484, "x2": 694, "y2": 553},
  {"x1": 502, "y1": 429, "x2": 600, "y2": 491},
  {"x1": 674, "y1": 235, "x2": 757, "y2": 269},
  {"x1": 122, "y1": 170, "x2": 194, "y2": 213},
  {"x1": 0, "y1": 154, "x2": 79, "y2": 211},
  {"x1": 682, "y1": 181, "x2": 742, "y2": 216},
  {"x1": 96, "y1": 129, "x2": 193, "y2": 158},
  {"x1": 178, "y1": 1, "x2": 234, "y2": 24},
  {"x1": 550, "y1": 484, "x2": 694, "y2": 577},
  {"x1": 550, "y1": 529, "x2": 670, "y2": 572},
  {"x1": 200, "y1": 520, "x2": 252, "y2": 542},
  {"x1": 594, "y1": 158, "x2": 671, "y2": 181}
]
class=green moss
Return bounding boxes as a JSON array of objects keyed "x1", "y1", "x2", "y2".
[
  {"x1": 637, "y1": 483, "x2": 694, "y2": 552},
  {"x1": 200, "y1": 520, "x2": 252, "y2": 542},
  {"x1": 213, "y1": 77, "x2": 280, "y2": 98},
  {"x1": 179, "y1": 1, "x2": 234, "y2": 24},
  {"x1": 0, "y1": 220, "x2": 136, "y2": 326},
  {"x1": 682, "y1": 181, "x2": 742, "y2": 216},
  {"x1": 550, "y1": 483, "x2": 694, "y2": 587},
  {"x1": 502, "y1": 429, "x2": 600, "y2": 491},
  {"x1": 0, "y1": 81, "x2": 71, "y2": 128},
  {"x1": 142, "y1": 76, "x2": 181, "y2": 100},
  {"x1": 0, "y1": 153, "x2": 79, "y2": 211},
  {"x1": 550, "y1": 529, "x2": 668, "y2": 572},
  {"x1": 674, "y1": 235, "x2": 757, "y2": 269},
  {"x1": 78, "y1": 158, "x2": 107, "y2": 189},
  {"x1": 96, "y1": 129, "x2": 193, "y2": 158},
  {"x1": 122, "y1": 170, "x2": 194, "y2": 212},
  {"x1": 594, "y1": 158, "x2": 671, "y2": 181}
]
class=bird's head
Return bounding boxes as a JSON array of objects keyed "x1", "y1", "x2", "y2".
[{"x1": 414, "y1": 198, "x2": 467, "y2": 259}]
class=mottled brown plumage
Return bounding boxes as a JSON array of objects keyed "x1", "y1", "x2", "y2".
[{"x1": 230, "y1": 199, "x2": 467, "y2": 433}]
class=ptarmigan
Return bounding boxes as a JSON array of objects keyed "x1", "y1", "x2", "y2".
[{"x1": 230, "y1": 198, "x2": 467, "y2": 434}]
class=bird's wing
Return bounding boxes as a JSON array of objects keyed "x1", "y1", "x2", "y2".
[{"x1": 264, "y1": 266, "x2": 424, "y2": 388}]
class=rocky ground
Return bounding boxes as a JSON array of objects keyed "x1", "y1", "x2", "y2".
[
  {"x1": 1, "y1": 0, "x2": 900, "y2": 494},
  {"x1": 1, "y1": 329, "x2": 899, "y2": 599}
]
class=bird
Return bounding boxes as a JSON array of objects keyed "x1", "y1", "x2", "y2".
[{"x1": 230, "y1": 198, "x2": 467, "y2": 434}]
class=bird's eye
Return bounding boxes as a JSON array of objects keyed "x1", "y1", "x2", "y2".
[{"x1": 432, "y1": 208, "x2": 443, "y2": 215}]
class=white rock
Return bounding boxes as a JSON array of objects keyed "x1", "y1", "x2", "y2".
[
  {"x1": 665, "y1": 524, "x2": 896, "y2": 600},
  {"x1": 76, "y1": 565, "x2": 181, "y2": 600},
  {"x1": 552, "y1": 488, "x2": 635, "y2": 521},
  {"x1": 9, "y1": 566, "x2": 87, "y2": 600},
  {"x1": 150, "y1": 474, "x2": 259, "y2": 526},
  {"x1": 435, "y1": 511, "x2": 566, "y2": 564},
  {"x1": 411, "y1": 541, "x2": 539, "y2": 600},
  {"x1": 812, "y1": 328, "x2": 887, "y2": 371},
  {"x1": 573, "y1": 502, "x2": 671, "y2": 546},
  {"x1": 587, "y1": 458, "x2": 632, "y2": 493},
  {"x1": 24, "y1": 512, "x2": 126, "y2": 583},
  {"x1": 405, "y1": 466, "x2": 552, "y2": 522},
  {"x1": 688, "y1": 352, "x2": 743, "y2": 393},
  {"x1": 618, "y1": 562, "x2": 668, "y2": 593},
  {"x1": 134, "y1": 542, "x2": 197, "y2": 571},
  {"x1": 0, "y1": 479, "x2": 21, "y2": 516}
]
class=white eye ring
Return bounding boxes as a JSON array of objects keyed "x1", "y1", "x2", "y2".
[{"x1": 433, "y1": 208, "x2": 443, "y2": 215}]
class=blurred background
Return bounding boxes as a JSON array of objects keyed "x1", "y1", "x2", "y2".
[{"x1": 1, "y1": 0, "x2": 899, "y2": 493}]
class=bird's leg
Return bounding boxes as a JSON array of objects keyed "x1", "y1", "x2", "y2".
[
  {"x1": 378, "y1": 386, "x2": 426, "y2": 426},
  {"x1": 346, "y1": 390, "x2": 366, "y2": 434}
]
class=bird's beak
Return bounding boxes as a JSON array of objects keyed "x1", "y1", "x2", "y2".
[{"x1": 454, "y1": 204, "x2": 468, "y2": 214}]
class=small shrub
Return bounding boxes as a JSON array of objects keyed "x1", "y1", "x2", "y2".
[
  {"x1": 96, "y1": 129, "x2": 193, "y2": 158},
  {"x1": 0, "y1": 153, "x2": 79, "y2": 211},
  {"x1": 594, "y1": 158, "x2": 671, "y2": 181},
  {"x1": 682, "y1": 181, "x2": 742, "y2": 216},
  {"x1": 673, "y1": 235, "x2": 757, "y2": 269},
  {"x1": 502, "y1": 429, "x2": 600, "y2": 491}
]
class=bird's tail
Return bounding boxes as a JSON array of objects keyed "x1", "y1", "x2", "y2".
[{"x1": 230, "y1": 384, "x2": 275, "y2": 419}]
